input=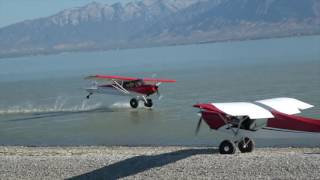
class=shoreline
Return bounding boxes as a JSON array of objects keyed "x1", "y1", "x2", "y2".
[
  {"x1": 1, "y1": 146, "x2": 319, "y2": 179},
  {"x1": 1, "y1": 33, "x2": 318, "y2": 59}
]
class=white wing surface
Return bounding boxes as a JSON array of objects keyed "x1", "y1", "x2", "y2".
[{"x1": 211, "y1": 102, "x2": 274, "y2": 119}]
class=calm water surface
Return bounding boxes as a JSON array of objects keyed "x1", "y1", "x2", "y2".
[{"x1": 0, "y1": 36, "x2": 319, "y2": 147}]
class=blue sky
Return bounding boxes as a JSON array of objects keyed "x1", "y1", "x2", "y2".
[{"x1": 0, "y1": 0, "x2": 132, "y2": 28}]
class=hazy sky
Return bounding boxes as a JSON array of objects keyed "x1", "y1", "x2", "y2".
[{"x1": 0, "y1": 0, "x2": 133, "y2": 28}]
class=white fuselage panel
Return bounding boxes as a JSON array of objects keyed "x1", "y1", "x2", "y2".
[{"x1": 86, "y1": 86, "x2": 132, "y2": 97}]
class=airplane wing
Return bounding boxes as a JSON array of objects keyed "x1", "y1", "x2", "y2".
[
  {"x1": 256, "y1": 97, "x2": 314, "y2": 115},
  {"x1": 141, "y1": 78, "x2": 176, "y2": 83},
  {"x1": 193, "y1": 102, "x2": 275, "y2": 119},
  {"x1": 85, "y1": 75, "x2": 138, "y2": 81},
  {"x1": 194, "y1": 102, "x2": 274, "y2": 119},
  {"x1": 211, "y1": 102, "x2": 274, "y2": 119},
  {"x1": 86, "y1": 75, "x2": 176, "y2": 83}
]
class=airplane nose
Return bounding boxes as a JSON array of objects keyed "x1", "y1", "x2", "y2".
[{"x1": 153, "y1": 86, "x2": 158, "y2": 92}]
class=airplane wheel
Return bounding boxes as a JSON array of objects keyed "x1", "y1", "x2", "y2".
[
  {"x1": 219, "y1": 140, "x2": 236, "y2": 154},
  {"x1": 130, "y1": 98, "x2": 139, "y2": 108},
  {"x1": 144, "y1": 99, "x2": 153, "y2": 108},
  {"x1": 238, "y1": 137, "x2": 255, "y2": 153},
  {"x1": 86, "y1": 93, "x2": 92, "y2": 99}
]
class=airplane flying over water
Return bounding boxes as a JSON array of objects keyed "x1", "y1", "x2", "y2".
[
  {"x1": 194, "y1": 97, "x2": 320, "y2": 154},
  {"x1": 85, "y1": 75, "x2": 176, "y2": 108}
]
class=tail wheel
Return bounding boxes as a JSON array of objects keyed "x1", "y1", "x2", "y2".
[
  {"x1": 144, "y1": 98, "x2": 153, "y2": 108},
  {"x1": 219, "y1": 140, "x2": 236, "y2": 154},
  {"x1": 130, "y1": 98, "x2": 139, "y2": 108},
  {"x1": 238, "y1": 137, "x2": 255, "y2": 153}
]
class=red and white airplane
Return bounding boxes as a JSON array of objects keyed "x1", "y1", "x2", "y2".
[
  {"x1": 85, "y1": 75, "x2": 176, "y2": 108},
  {"x1": 194, "y1": 97, "x2": 320, "y2": 154}
]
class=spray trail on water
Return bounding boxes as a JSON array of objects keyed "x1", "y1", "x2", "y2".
[{"x1": 0, "y1": 96, "x2": 102, "y2": 115}]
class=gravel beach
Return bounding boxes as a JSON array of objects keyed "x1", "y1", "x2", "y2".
[{"x1": 0, "y1": 146, "x2": 319, "y2": 180}]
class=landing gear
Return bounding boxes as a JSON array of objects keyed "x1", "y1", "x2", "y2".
[
  {"x1": 219, "y1": 140, "x2": 236, "y2": 154},
  {"x1": 238, "y1": 137, "x2": 255, "y2": 153},
  {"x1": 144, "y1": 98, "x2": 153, "y2": 108},
  {"x1": 218, "y1": 137, "x2": 255, "y2": 154},
  {"x1": 130, "y1": 98, "x2": 139, "y2": 108},
  {"x1": 129, "y1": 97, "x2": 153, "y2": 109},
  {"x1": 86, "y1": 93, "x2": 93, "y2": 99}
]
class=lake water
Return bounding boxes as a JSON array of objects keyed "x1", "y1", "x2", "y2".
[{"x1": 0, "y1": 36, "x2": 319, "y2": 147}]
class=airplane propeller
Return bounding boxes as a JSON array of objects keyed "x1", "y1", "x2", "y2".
[
  {"x1": 155, "y1": 85, "x2": 163, "y2": 100},
  {"x1": 150, "y1": 74, "x2": 169, "y2": 100},
  {"x1": 153, "y1": 75, "x2": 162, "y2": 100},
  {"x1": 92, "y1": 80, "x2": 98, "y2": 87},
  {"x1": 195, "y1": 116, "x2": 203, "y2": 135}
]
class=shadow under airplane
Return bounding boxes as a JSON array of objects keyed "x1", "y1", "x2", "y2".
[{"x1": 69, "y1": 148, "x2": 218, "y2": 180}]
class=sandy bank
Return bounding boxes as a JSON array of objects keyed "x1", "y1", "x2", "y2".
[{"x1": 0, "y1": 146, "x2": 319, "y2": 179}]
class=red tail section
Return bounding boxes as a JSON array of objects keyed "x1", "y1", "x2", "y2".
[{"x1": 267, "y1": 111, "x2": 320, "y2": 132}]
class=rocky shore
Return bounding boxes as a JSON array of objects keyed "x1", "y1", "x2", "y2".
[{"x1": 0, "y1": 146, "x2": 319, "y2": 179}]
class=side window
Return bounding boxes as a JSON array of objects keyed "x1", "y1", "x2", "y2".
[
  {"x1": 123, "y1": 81, "x2": 142, "y2": 88},
  {"x1": 123, "y1": 82, "x2": 131, "y2": 88},
  {"x1": 123, "y1": 82, "x2": 127, "y2": 88}
]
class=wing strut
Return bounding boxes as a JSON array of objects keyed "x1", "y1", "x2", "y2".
[{"x1": 112, "y1": 80, "x2": 130, "y2": 94}]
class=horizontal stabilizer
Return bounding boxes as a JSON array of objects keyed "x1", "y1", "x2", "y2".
[{"x1": 256, "y1": 97, "x2": 314, "y2": 115}]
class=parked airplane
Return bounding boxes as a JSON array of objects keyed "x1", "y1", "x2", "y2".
[
  {"x1": 193, "y1": 97, "x2": 320, "y2": 154},
  {"x1": 85, "y1": 75, "x2": 176, "y2": 108}
]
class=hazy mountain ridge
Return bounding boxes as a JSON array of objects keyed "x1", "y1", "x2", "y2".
[{"x1": 0, "y1": 0, "x2": 319, "y2": 58}]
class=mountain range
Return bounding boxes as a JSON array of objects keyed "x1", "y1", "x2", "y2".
[{"x1": 0, "y1": 0, "x2": 319, "y2": 58}]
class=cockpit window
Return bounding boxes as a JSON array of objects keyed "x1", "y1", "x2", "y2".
[{"x1": 123, "y1": 80, "x2": 144, "y2": 88}]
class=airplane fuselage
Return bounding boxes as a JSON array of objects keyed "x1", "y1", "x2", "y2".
[{"x1": 86, "y1": 84, "x2": 158, "y2": 97}]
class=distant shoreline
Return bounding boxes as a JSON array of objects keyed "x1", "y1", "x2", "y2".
[
  {"x1": 1, "y1": 33, "x2": 319, "y2": 60},
  {"x1": 0, "y1": 146, "x2": 319, "y2": 179}
]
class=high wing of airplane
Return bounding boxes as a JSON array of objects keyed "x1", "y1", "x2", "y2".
[
  {"x1": 85, "y1": 75, "x2": 176, "y2": 108},
  {"x1": 193, "y1": 97, "x2": 320, "y2": 154}
]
